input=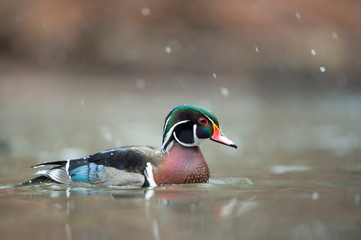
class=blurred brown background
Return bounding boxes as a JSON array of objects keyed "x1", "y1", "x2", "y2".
[
  {"x1": 1, "y1": 0, "x2": 360, "y2": 84},
  {"x1": 0, "y1": 0, "x2": 360, "y2": 182}
]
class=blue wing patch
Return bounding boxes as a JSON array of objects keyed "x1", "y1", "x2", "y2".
[{"x1": 69, "y1": 162, "x2": 104, "y2": 183}]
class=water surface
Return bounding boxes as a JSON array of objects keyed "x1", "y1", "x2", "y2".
[{"x1": 1, "y1": 169, "x2": 360, "y2": 240}]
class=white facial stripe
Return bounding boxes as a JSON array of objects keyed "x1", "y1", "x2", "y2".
[
  {"x1": 174, "y1": 124, "x2": 204, "y2": 147},
  {"x1": 193, "y1": 124, "x2": 203, "y2": 145},
  {"x1": 173, "y1": 131, "x2": 194, "y2": 147},
  {"x1": 163, "y1": 114, "x2": 171, "y2": 134},
  {"x1": 202, "y1": 113, "x2": 215, "y2": 126},
  {"x1": 163, "y1": 120, "x2": 190, "y2": 143},
  {"x1": 161, "y1": 120, "x2": 190, "y2": 151}
]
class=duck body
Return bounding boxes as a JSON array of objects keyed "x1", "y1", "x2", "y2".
[{"x1": 18, "y1": 105, "x2": 236, "y2": 188}]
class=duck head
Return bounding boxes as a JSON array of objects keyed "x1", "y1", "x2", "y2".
[{"x1": 161, "y1": 105, "x2": 237, "y2": 153}]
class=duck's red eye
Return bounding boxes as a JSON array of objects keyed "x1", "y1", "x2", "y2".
[{"x1": 198, "y1": 117, "x2": 208, "y2": 125}]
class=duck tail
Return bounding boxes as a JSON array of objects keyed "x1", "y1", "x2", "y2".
[
  {"x1": 15, "y1": 176, "x2": 58, "y2": 187},
  {"x1": 16, "y1": 160, "x2": 68, "y2": 187}
]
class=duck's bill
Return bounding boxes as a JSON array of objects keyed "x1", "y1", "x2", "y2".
[{"x1": 211, "y1": 124, "x2": 237, "y2": 149}]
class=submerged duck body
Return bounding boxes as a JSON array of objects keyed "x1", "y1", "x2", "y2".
[{"x1": 18, "y1": 105, "x2": 237, "y2": 188}]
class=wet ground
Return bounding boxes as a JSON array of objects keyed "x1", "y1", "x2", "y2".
[{"x1": 0, "y1": 70, "x2": 361, "y2": 239}]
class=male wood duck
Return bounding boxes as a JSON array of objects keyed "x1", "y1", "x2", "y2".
[{"x1": 17, "y1": 105, "x2": 237, "y2": 188}]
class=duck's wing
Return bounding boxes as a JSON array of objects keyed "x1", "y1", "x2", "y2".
[{"x1": 17, "y1": 146, "x2": 161, "y2": 188}]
